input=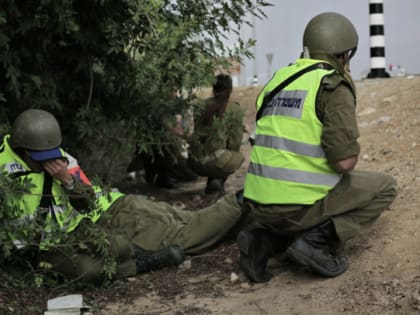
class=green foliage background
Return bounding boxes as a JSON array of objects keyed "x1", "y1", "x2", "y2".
[
  {"x1": 0, "y1": 0, "x2": 271, "y2": 291},
  {"x1": 0, "y1": 0, "x2": 270, "y2": 182}
]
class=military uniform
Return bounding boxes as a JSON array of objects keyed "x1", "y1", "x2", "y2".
[
  {"x1": 237, "y1": 11, "x2": 398, "y2": 283},
  {"x1": 244, "y1": 53, "x2": 397, "y2": 243},
  {"x1": 0, "y1": 131, "x2": 242, "y2": 282},
  {"x1": 245, "y1": 54, "x2": 398, "y2": 244},
  {"x1": 188, "y1": 101, "x2": 245, "y2": 179},
  {"x1": 40, "y1": 193, "x2": 241, "y2": 282},
  {"x1": 102, "y1": 194, "x2": 240, "y2": 253}
]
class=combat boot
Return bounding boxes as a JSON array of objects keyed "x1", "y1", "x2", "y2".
[
  {"x1": 285, "y1": 220, "x2": 348, "y2": 277},
  {"x1": 237, "y1": 228, "x2": 288, "y2": 283},
  {"x1": 134, "y1": 245, "x2": 185, "y2": 273},
  {"x1": 205, "y1": 177, "x2": 227, "y2": 194}
]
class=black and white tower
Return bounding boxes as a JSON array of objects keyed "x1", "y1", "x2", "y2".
[{"x1": 367, "y1": 0, "x2": 390, "y2": 78}]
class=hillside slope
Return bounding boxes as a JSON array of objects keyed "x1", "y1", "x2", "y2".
[{"x1": 104, "y1": 76, "x2": 420, "y2": 315}]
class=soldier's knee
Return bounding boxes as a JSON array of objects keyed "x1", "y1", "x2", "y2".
[
  {"x1": 77, "y1": 256, "x2": 105, "y2": 283},
  {"x1": 380, "y1": 173, "x2": 398, "y2": 198}
]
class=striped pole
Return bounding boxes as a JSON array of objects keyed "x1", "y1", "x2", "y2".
[{"x1": 367, "y1": 0, "x2": 389, "y2": 78}]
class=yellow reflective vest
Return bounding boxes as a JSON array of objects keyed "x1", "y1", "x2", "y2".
[
  {"x1": 244, "y1": 59, "x2": 342, "y2": 205},
  {"x1": 0, "y1": 135, "x2": 123, "y2": 248}
]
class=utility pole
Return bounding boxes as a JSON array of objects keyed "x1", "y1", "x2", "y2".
[
  {"x1": 266, "y1": 53, "x2": 273, "y2": 80},
  {"x1": 367, "y1": 0, "x2": 390, "y2": 78},
  {"x1": 240, "y1": 25, "x2": 246, "y2": 86},
  {"x1": 251, "y1": 5, "x2": 258, "y2": 86}
]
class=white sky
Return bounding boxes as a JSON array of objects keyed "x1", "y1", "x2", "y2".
[{"x1": 233, "y1": 0, "x2": 420, "y2": 85}]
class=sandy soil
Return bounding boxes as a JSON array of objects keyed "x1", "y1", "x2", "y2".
[
  {"x1": 98, "y1": 76, "x2": 420, "y2": 315},
  {"x1": 28, "y1": 76, "x2": 418, "y2": 315}
]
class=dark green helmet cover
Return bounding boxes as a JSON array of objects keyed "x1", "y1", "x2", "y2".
[
  {"x1": 10, "y1": 109, "x2": 62, "y2": 150},
  {"x1": 303, "y1": 12, "x2": 358, "y2": 57}
]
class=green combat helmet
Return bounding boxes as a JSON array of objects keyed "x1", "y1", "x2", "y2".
[
  {"x1": 303, "y1": 12, "x2": 358, "y2": 59},
  {"x1": 10, "y1": 109, "x2": 62, "y2": 150}
]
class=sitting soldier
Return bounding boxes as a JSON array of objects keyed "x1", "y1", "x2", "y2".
[{"x1": 188, "y1": 74, "x2": 245, "y2": 194}]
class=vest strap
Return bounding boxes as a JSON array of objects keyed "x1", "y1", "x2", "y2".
[
  {"x1": 37, "y1": 174, "x2": 58, "y2": 224},
  {"x1": 256, "y1": 62, "x2": 333, "y2": 121}
]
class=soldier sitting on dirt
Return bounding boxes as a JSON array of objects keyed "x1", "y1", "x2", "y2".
[
  {"x1": 127, "y1": 75, "x2": 245, "y2": 194},
  {"x1": 237, "y1": 12, "x2": 398, "y2": 282},
  {"x1": 0, "y1": 109, "x2": 246, "y2": 283},
  {"x1": 127, "y1": 92, "x2": 196, "y2": 189},
  {"x1": 187, "y1": 74, "x2": 245, "y2": 194}
]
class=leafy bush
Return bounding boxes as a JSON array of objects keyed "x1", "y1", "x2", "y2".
[
  {"x1": 0, "y1": 0, "x2": 271, "y2": 288},
  {"x1": 0, "y1": 0, "x2": 270, "y2": 182},
  {"x1": 0, "y1": 172, "x2": 117, "y2": 288}
]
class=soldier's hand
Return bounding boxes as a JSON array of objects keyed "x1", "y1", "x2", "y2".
[{"x1": 42, "y1": 159, "x2": 73, "y2": 186}]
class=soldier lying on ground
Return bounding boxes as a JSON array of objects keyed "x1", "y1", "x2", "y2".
[{"x1": 0, "y1": 109, "x2": 245, "y2": 283}]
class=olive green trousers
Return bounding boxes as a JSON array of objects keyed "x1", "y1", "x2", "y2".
[
  {"x1": 40, "y1": 193, "x2": 241, "y2": 282},
  {"x1": 101, "y1": 193, "x2": 241, "y2": 254},
  {"x1": 188, "y1": 149, "x2": 244, "y2": 178},
  {"x1": 246, "y1": 170, "x2": 398, "y2": 244}
]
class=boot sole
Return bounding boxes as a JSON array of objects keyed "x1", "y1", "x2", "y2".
[{"x1": 286, "y1": 243, "x2": 348, "y2": 278}]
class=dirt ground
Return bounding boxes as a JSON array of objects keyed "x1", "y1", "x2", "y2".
[
  {"x1": 91, "y1": 75, "x2": 420, "y2": 315},
  {"x1": 4, "y1": 76, "x2": 420, "y2": 315}
]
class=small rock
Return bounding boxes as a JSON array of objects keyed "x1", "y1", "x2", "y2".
[
  {"x1": 378, "y1": 116, "x2": 391, "y2": 123},
  {"x1": 391, "y1": 279, "x2": 400, "y2": 287},
  {"x1": 240, "y1": 282, "x2": 251, "y2": 289},
  {"x1": 358, "y1": 121, "x2": 369, "y2": 128},
  {"x1": 230, "y1": 272, "x2": 239, "y2": 282},
  {"x1": 179, "y1": 260, "x2": 192, "y2": 270},
  {"x1": 224, "y1": 258, "x2": 233, "y2": 264},
  {"x1": 411, "y1": 289, "x2": 420, "y2": 310},
  {"x1": 380, "y1": 148, "x2": 392, "y2": 155},
  {"x1": 298, "y1": 293, "x2": 312, "y2": 300},
  {"x1": 126, "y1": 172, "x2": 136, "y2": 180},
  {"x1": 358, "y1": 107, "x2": 376, "y2": 116},
  {"x1": 192, "y1": 194, "x2": 202, "y2": 202},
  {"x1": 126, "y1": 277, "x2": 137, "y2": 282}
]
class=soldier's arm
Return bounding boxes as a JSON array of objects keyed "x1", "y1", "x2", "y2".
[{"x1": 317, "y1": 80, "x2": 360, "y2": 173}]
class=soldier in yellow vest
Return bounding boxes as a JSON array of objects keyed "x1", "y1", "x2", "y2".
[
  {"x1": 1, "y1": 109, "x2": 243, "y2": 282},
  {"x1": 237, "y1": 12, "x2": 398, "y2": 282}
]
